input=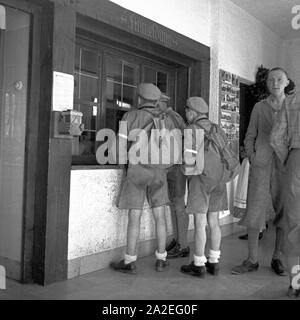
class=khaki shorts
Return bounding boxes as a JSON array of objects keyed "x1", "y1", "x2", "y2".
[
  {"x1": 117, "y1": 164, "x2": 170, "y2": 210},
  {"x1": 186, "y1": 175, "x2": 228, "y2": 214}
]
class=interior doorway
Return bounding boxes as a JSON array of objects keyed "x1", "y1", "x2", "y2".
[{"x1": 239, "y1": 82, "x2": 257, "y2": 154}]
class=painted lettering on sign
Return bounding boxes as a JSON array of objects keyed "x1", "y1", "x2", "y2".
[{"x1": 121, "y1": 14, "x2": 178, "y2": 48}]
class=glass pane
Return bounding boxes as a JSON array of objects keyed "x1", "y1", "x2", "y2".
[
  {"x1": 123, "y1": 63, "x2": 137, "y2": 85},
  {"x1": 106, "y1": 81, "x2": 122, "y2": 108},
  {"x1": 143, "y1": 67, "x2": 156, "y2": 84},
  {"x1": 80, "y1": 48, "x2": 98, "y2": 75},
  {"x1": 157, "y1": 71, "x2": 167, "y2": 93},
  {"x1": 105, "y1": 107, "x2": 117, "y2": 132},
  {"x1": 74, "y1": 71, "x2": 99, "y2": 102},
  {"x1": 0, "y1": 6, "x2": 30, "y2": 262},
  {"x1": 74, "y1": 47, "x2": 99, "y2": 102},
  {"x1": 123, "y1": 85, "x2": 136, "y2": 109},
  {"x1": 106, "y1": 56, "x2": 122, "y2": 83}
]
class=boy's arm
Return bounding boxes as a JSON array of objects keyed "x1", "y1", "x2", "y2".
[{"x1": 244, "y1": 104, "x2": 259, "y2": 161}]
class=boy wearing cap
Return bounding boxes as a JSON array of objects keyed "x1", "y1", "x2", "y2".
[
  {"x1": 110, "y1": 83, "x2": 170, "y2": 274},
  {"x1": 181, "y1": 96, "x2": 228, "y2": 277},
  {"x1": 158, "y1": 95, "x2": 190, "y2": 258}
]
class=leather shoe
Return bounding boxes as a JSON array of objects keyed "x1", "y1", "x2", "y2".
[
  {"x1": 167, "y1": 244, "x2": 190, "y2": 259},
  {"x1": 205, "y1": 261, "x2": 219, "y2": 275},
  {"x1": 181, "y1": 261, "x2": 206, "y2": 278},
  {"x1": 271, "y1": 259, "x2": 287, "y2": 276},
  {"x1": 110, "y1": 259, "x2": 137, "y2": 274},
  {"x1": 166, "y1": 238, "x2": 177, "y2": 252},
  {"x1": 231, "y1": 260, "x2": 259, "y2": 275},
  {"x1": 287, "y1": 285, "x2": 300, "y2": 299},
  {"x1": 155, "y1": 259, "x2": 169, "y2": 272}
]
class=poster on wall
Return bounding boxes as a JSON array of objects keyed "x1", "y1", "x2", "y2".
[{"x1": 219, "y1": 69, "x2": 240, "y2": 154}]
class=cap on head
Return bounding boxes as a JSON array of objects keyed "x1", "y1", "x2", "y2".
[
  {"x1": 137, "y1": 83, "x2": 161, "y2": 101},
  {"x1": 186, "y1": 96, "x2": 209, "y2": 114}
]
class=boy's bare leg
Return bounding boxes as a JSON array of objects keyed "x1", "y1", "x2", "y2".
[
  {"x1": 152, "y1": 206, "x2": 167, "y2": 253},
  {"x1": 126, "y1": 209, "x2": 143, "y2": 256},
  {"x1": 194, "y1": 213, "x2": 207, "y2": 257},
  {"x1": 207, "y1": 211, "x2": 221, "y2": 251}
]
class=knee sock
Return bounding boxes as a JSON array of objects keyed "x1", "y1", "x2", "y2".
[
  {"x1": 194, "y1": 254, "x2": 207, "y2": 266},
  {"x1": 124, "y1": 253, "x2": 137, "y2": 265},
  {"x1": 155, "y1": 250, "x2": 167, "y2": 261},
  {"x1": 208, "y1": 249, "x2": 221, "y2": 263}
]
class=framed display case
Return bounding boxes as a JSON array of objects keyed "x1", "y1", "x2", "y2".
[{"x1": 219, "y1": 69, "x2": 240, "y2": 154}]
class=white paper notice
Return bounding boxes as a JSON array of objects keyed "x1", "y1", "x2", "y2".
[{"x1": 52, "y1": 71, "x2": 74, "y2": 111}]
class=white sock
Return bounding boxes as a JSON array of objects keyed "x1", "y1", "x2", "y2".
[
  {"x1": 155, "y1": 250, "x2": 167, "y2": 261},
  {"x1": 208, "y1": 249, "x2": 221, "y2": 263},
  {"x1": 124, "y1": 253, "x2": 137, "y2": 265},
  {"x1": 194, "y1": 254, "x2": 207, "y2": 266}
]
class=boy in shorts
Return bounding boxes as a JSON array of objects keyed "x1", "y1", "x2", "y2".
[
  {"x1": 157, "y1": 94, "x2": 190, "y2": 258},
  {"x1": 110, "y1": 83, "x2": 171, "y2": 274},
  {"x1": 181, "y1": 97, "x2": 228, "y2": 277}
]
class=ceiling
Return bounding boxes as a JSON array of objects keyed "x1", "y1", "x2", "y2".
[{"x1": 229, "y1": 0, "x2": 300, "y2": 39}]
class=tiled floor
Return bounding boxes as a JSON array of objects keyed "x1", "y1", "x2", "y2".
[{"x1": 0, "y1": 227, "x2": 295, "y2": 300}]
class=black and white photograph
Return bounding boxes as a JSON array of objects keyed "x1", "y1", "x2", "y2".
[{"x1": 0, "y1": 0, "x2": 300, "y2": 310}]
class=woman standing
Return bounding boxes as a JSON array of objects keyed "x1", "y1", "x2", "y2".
[
  {"x1": 231, "y1": 68, "x2": 290, "y2": 276},
  {"x1": 270, "y1": 91, "x2": 300, "y2": 298}
]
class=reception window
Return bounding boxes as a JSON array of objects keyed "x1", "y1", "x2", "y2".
[{"x1": 72, "y1": 38, "x2": 176, "y2": 165}]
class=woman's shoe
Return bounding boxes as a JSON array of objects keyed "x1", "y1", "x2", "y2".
[{"x1": 231, "y1": 260, "x2": 259, "y2": 275}]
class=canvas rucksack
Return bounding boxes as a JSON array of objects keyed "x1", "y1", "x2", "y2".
[
  {"x1": 140, "y1": 108, "x2": 183, "y2": 169},
  {"x1": 195, "y1": 122, "x2": 240, "y2": 184}
]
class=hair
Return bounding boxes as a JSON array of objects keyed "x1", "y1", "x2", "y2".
[{"x1": 267, "y1": 67, "x2": 289, "y2": 79}]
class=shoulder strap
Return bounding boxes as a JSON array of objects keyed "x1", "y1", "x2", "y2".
[
  {"x1": 194, "y1": 120, "x2": 215, "y2": 136},
  {"x1": 139, "y1": 108, "x2": 161, "y2": 132}
]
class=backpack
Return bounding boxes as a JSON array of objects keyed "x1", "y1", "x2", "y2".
[
  {"x1": 140, "y1": 108, "x2": 183, "y2": 169},
  {"x1": 196, "y1": 122, "x2": 240, "y2": 184}
]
